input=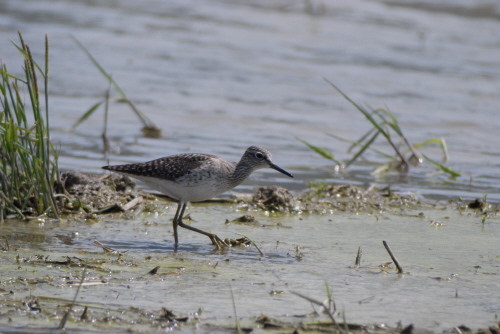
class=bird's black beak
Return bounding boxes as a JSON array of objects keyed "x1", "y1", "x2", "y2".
[{"x1": 269, "y1": 163, "x2": 293, "y2": 178}]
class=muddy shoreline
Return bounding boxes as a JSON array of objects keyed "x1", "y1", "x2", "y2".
[{"x1": 1, "y1": 172, "x2": 499, "y2": 333}]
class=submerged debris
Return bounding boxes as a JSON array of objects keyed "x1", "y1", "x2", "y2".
[
  {"x1": 58, "y1": 172, "x2": 437, "y2": 218},
  {"x1": 224, "y1": 236, "x2": 251, "y2": 247},
  {"x1": 251, "y1": 185, "x2": 301, "y2": 212},
  {"x1": 256, "y1": 314, "x2": 374, "y2": 333},
  {"x1": 94, "y1": 240, "x2": 127, "y2": 254},
  {"x1": 246, "y1": 184, "x2": 434, "y2": 215},
  {"x1": 225, "y1": 215, "x2": 260, "y2": 225}
]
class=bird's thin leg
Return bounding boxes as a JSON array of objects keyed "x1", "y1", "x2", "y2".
[
  {"x1": 177, "y1": 209, "x2": 228, "y2": 248},
  {"x1": 172, "y1": 202, "x2": 185, "y2": 246}
]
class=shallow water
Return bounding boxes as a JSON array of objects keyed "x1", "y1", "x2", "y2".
[
  {"x1": 1, "y1": 0, "x2": 500, "y2": 332},
  {"x1": 1, "y1": 201, "x2": 499, "y2": 332}
]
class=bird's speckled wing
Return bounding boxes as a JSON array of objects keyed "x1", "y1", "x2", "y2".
[{"x1": 102, "y1": 153, "x2": 218, "y2": 181}]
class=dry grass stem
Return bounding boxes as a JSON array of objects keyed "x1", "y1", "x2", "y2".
[{"x1": 382, "y1": 240, "x2": 404, "y2": 274}]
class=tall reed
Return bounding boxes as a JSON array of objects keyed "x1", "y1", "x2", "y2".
[{"x1": 0, "y1": 33, "x2": 59, "y2": 220}]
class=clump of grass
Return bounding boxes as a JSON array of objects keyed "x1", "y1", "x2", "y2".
[
  {"x1": 300, "y1": 79, "x2": 461, "y2": 177},
  {"x1": 0, "y1": 33, "x2": 60, "y2": 220}
]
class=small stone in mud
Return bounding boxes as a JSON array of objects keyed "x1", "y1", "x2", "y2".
[
  {"x1": 467, "y1": 198, "x2": 485, "y2": 210},
  {"x1": 226, "y1": 215, "x2": 259, "y2": 225}
]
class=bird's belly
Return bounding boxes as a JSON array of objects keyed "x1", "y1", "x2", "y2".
[{"x1": 133, "y1": 175, "x2": 232, "y2": 202}]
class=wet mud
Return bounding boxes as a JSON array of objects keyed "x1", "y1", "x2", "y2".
[{"x1": 0, "y1": 174, "x2": 499, "y2": 333}]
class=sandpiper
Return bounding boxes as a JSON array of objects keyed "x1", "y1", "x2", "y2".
[{"x1": 102, "y1": 146, "x2": 293, "y2": 248}]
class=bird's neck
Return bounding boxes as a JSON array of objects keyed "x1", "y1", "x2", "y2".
[{"x1": 229, "y1": 161, "x2": 255, "y2": 185}]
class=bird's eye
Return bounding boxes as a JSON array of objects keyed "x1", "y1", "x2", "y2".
[{"x1": 255, "y1": 152, "x2": 264, "y2": 159}]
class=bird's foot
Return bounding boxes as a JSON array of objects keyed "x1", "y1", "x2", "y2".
[{"x1": 210, "y1": 234, "x2": 228, "y2": 249}]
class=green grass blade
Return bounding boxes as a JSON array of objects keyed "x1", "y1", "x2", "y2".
[
  {"x1": 373, "y1": 108, "x2": 422, "y2": 167},
  {"x1": 0, "y1": 67, "x2": 25, "y2": 83},
  {"x1": 71, "y1": 36, "x2": 126, "y2": 96},
  {"x1": 422, "y1": 154, "x2": 461, "y2": 177},
  {"x1": 72, "y1": 36, "x2": 156, "y2": 128},
  {"x1": 297, "y1": 138, "x2": 343, "y2": 165},
  {"x1": 374, "y1": 108, "x2": 404, "y2": 137},
  {"x1": 116, "y1": 97, "x2": 155, "y2": 128},
  {"x1": 324, "y1": 80, "x2": 409, "y2": 167},
  {"x1": 326, "y1": 132, "x2": 394, "y2": 159},
  {"x1": 323, "y1": 78, "x2": 391, "y2": 141},
  {"x1": 346, "y1": 128, "x2": 376, "y2": 153},
  {"x1": 71, "y1": 101, "x2": 103, "y2": 130},
  {"x1": 414, "y1": 138, "x2": 449, "y2": 163},
  {"x1": 345, "y1": 130, "x2": 380, "y2": 167},
  {"x1": 371, "y1": 164, "x2": 390, "y2": 175},
  {"x1": 9, "y1": 40, "x2": 44, "y2": 75}
]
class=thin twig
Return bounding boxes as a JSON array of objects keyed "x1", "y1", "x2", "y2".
[
  {"x1": 290, "y1": 289, "x2": 342, "y2": 332},
  {"x1": 94, "y1": 240, "x2": 127, "y2": 254},
  {"x1": 59, "y1": 266, "x2": 87, "y2": 329},
  {"x1": 229, "y1": 284, "x2": 243, "y2": 334},
  {"x1": 382, "y1": 240, "x2": 404, "y2": 274},
  {"x1": 355, "y1": 246, "x2": 362, "y2": 267},
  {"x1": 102, "y1": 77, "x2": 111, "y2": 157}
]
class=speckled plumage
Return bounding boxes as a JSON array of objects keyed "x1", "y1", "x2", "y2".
[
  {"x1": 102, "y1": 146, "x2": 293, "y2": 248},
  {"x1": 103, "y1": 153, "x2": 217, "y2": 181}
]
